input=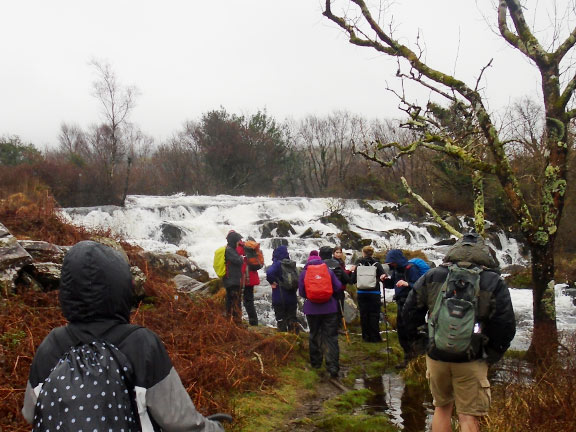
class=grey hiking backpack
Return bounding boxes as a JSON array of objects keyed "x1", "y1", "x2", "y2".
[
  {"x1": 356, "y1": 262, "x2": 378, "y2": 289},
  {"x1": 428, "y1": 264, "x2": 483, "y2": 361},
  {"x1": 279, "y1": 258, "x2": 299, "y2": 291}
]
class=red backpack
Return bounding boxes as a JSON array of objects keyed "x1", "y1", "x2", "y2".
[{"x1": 304, "y1": 263, "x2": 333, "y2": 303}]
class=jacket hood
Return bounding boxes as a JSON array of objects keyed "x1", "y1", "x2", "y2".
[
  {"x1": 319, "y1": 246, "x2": 333, "y2": 260},
  {"x1": 226, "y1": 231, "x2": 243, "y2": 247},
  {"x1": 59, "y1": 241, "x2": 133, "y2": 324},
  {"x1": 272, "y1": 245, "x2": 289, "y2": 262},
  {"x1": 385, "y1": 249, "x2": 408, "y2": 267}
]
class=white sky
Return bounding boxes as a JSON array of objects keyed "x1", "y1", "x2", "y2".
[{"x1": 0, "y1": 0, "x2": 559, "y2": 148}]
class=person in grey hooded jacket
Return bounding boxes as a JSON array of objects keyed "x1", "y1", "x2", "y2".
[{"x1": 22, "y1": 240, "x2": 224, "y2": 432}]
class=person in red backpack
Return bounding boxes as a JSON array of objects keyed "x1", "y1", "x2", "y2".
[
  {"x1": 299, "y1": 250, "x2": 343, "y2": 379},
  {"x1": 237, "y1": 237, "x2": 260, "y2": 326}
]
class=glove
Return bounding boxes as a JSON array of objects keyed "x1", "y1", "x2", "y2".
[
  {"x1": 207, "y1": 413, "x2": 233, "y2": 423},
  {"x1": 484, "y1": 346, "x2": 503, "y2": 365}
]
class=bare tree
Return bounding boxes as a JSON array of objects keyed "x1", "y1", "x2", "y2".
[
  {"x1": 90, "y1": 60, "x2": 139, "y2": 204},
  {"x1": 323, "y1": 0, "x2": 575, "y2": 353}
]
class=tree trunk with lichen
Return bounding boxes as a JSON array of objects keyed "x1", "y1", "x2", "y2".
[
  {"x1": 528, "y1": 242, "x2": 557, "y2": 358},
  {"x1": 472, "y1": 170, "x2": 485, "y2": 237}
]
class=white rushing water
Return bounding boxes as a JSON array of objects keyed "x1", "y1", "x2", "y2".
[{"x1": 59, "y1": 194, "x2": 575, "y2": 350}]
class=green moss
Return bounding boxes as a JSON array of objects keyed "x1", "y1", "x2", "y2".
[
  {"x1": 233, "y1": 359, "x2": 320, "y2": 432},
  {"x1": 315, "y1": 413, "x2": 396, "y2": 431}
]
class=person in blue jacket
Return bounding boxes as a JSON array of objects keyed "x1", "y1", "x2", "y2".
[
  {"x1": 299, "y1": 250, "x2": 343, "y2": 379},
  {"x1": 266, "y1": 245, "x2": 299, "y2": 332},
  {"x1": 382, "y1": 249, "x2": 422, "y2": 369}
]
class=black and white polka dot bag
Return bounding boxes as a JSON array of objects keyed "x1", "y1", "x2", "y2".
[{"x1": 33, "y1": 326, "x2": 141, "y2": 432}]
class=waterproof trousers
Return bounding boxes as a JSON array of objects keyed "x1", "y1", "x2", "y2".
[
  {"x1": 225, "y1": 286, "x2": 242, "y2": 323},
  {"x1": 306, "y1": 312, "x2": 340, "y2": 377},
  {"x1": 396, "y1": 298, "x2": 413, "y2": 358},
  {"x1": 242, "y1": 285, "x2": 258, "y2": 326},
  {"x1": 273, "y1": 302, "x2": 299, "y2": 333},
  {"x1": 357, "y1": 293, "x2": 382, "y2": 342}
]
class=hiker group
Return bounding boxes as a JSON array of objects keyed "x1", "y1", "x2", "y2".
[
  {"x1": 212, "y1": 230, "x2": 516, "y2": 432},
  {"x1": 22, "y1": 230, "x2": 515, "y2": 432}
]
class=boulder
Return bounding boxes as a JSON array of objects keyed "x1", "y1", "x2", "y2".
[
  {"x1": 19, "y1": 240, "x2": 65, "y2": 263},
  {"x1": 21, "y1": 263, "x2": 62, "y2": 291},
  {"x1": 161, "y1": 223, "x2": 184, "y2": 246},
  {"x1": 0, "y1": 222, "x2": 33, "y2": 296},
  {"x1": 130, "y1": 266, "x2": 147, "y2": 298},
  {"x1": 139, "y1": 251, "x2": 209, "y2": 282},
  {"x1": 261, "y1": 221, "x2": 296, "y2": 238},
  {"x1": 337, "y1": 230, "x2": 369, "y2": 251},
  {"x1": 172, "y1": 274, "x2": 211, "y2": 295},
  {"x1": 320, "y1": 212, "x2": 350, "y2": 231},
  {"x1": 299, "y1": 227, "x2": 323, "y2": 239}
]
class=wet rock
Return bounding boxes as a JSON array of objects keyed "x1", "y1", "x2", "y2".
[
  {"x1": 320, "y1": 212, "x2": 349, "y2": 231},
  {"x1": 434, "y1": 238, "x2": 457, "y2": 246},
  {"x1": 18, "y1": 272, "x2": 45, "y2": 292},
  {"x1": 130, "y1": 266, "x2": 147, "y2": 298},
  {"x1": 22, "y1": 263, "x2": 62, "y2": 291},
  {"x1": 139, "y1": 251, "x2": 209, "y2": 282},
  {"x1": 357, "y1": 200, "x2": 378, "y2": 214},
  {"x1": 300, "y1": 227, "x2": 323, "y2": 239},
  {"x1": 394, "y1": 203, "x2": 426, "y2": 222},
  {"x1": 0, "y1": 222, "x2": 33, "y2": 296},
  {"x1": 426, "y1": 223, "x2": 453, "y2": 240},
  {"x1": 172, "y1": 274, "x2": 211, "y2": 295},
  {"x1": 161, "y1": 223, "x2": 184, "y2": 246},
  {"x1": 337, "y1": 230, "x2": 369, "y2": 251},
  {"x1": 442, "y1": 214, "x2": 462, "y2": 233},
  {"x1": 19, "y1": 240, "x2": 65, "y2": 263},
  {"x1": 261, "y1": 220, "x2": 296, "y2": 238}
]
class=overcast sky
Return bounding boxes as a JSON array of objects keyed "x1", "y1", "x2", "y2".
[{"x1": 0, "y1": 1, "x2": 559, "y2": 148}]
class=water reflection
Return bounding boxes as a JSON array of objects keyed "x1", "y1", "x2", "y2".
[{"x1": 354, "y1": 373, "x2": 434, "y2": 431}]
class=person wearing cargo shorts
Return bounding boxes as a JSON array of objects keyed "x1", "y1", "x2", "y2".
[
  {"x1": 426, "y1": 358, "x2": 491, "y2": 431},
  {"x1": 402, "y1": 233, "x2": 516, "y2": 432}
]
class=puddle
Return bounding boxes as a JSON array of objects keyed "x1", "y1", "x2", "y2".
[{"x1": 354, "y1": 373, "x2": 434, "y2": 431}]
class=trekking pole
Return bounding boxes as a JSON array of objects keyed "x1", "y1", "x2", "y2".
[
  {"x1": 381, "y1": 284, "x2": 391, "y2": 367},
  {"x1": 338, "y1": 299, "x2": 351, "y2": 344}
]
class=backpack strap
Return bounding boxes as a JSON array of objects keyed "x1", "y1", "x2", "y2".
[{"x1": 65, "y1": 323, "x2": 143, "y2": 347}]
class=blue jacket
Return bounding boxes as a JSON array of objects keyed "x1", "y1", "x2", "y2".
[
  {"x1": 266, "y1": 245, "x2": 298, "y2": 305},
  {"x1": 298, "y1": 257, "x2": 342, "y2": 315},
  {"x1": 383, "y1": 249, "x2": 421, "y2": 300}
]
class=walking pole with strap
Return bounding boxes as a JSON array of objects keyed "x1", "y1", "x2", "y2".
[{"x1": 337, "y1": 298, "x2": 350, "y2": 344}]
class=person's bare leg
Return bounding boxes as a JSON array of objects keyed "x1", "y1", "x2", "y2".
[
  {"x1": 432, "y1": 403, "x2": 453, "y2": 432},
  {"x1": 458, "y1": 413, "x2": 479, "y2": 432}
]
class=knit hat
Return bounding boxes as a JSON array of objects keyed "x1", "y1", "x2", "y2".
[{"x1": 307, "y1": 250, "x2": 320, "y2": 262}]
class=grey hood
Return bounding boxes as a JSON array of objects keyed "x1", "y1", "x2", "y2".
[{"x1": 59, "y1": 240, "x2": 133, "y2": 324}]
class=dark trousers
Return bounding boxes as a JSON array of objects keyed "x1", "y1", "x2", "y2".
[
  {"x1": 243, "y1": 285, "x2": 258, "y2": 326},
  {"x1": 272, "y1": 302, "x2": 298, "y2": 333},
  {"x1": 396, "y1": 299, "x2": 413, "y2": 358},
  {"x1": 357, "y1": 293, "x2": 382, "y2": 342},
  {"x1": 225, "y1": 286, "x2": 242, "y2": 323},
  {"x1": 306, "y1": 313, "x2": 340, "y2": 376}
]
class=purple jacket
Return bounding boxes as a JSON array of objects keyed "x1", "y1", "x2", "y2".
[
  {"x1": 298, "y1": 258, "x2": 343, "y2": 315},
  {"x1": 266, "y1": 245, "x2": 298, "y2": 305}
]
